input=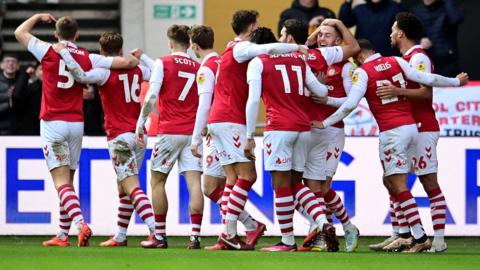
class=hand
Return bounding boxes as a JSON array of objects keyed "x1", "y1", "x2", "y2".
[
  {"x1": 130, "y1": 48, "x2": 143, "y2": 59},
  {"x1": 244, "y1": 139, "x2": 256, "y2": 161},
  {"x1": 298, "y1": 45, "x2": 309, "y2": 58},
  {"x1": 135, "y1": 129, "x2": 145, "y2": 148},
  {"x1": 82, "y1": 85, "x2": 95, "y2": 100},
  {"x1": 316, "y1": 71, "x2": 327, "y2": 84},
  {"x1": 309, "y1": 16, "x2": 324, "y2": 27},
  {"x1": 26, "y1": 66, "x2": 36, "y2": 76},
  {"x1": 420, "y1": 37, "x2": 432, "y2": 50},
  {"x1": 310, "y1": 93, "x2": 328, "y2": 104},
  {"x1": 456, "y1": 72, "x2": 469, "y2": 86},
  {"x1": 311, "y1": 120, "x2": 326, "y2": 129},
  {"x1": 321, "y1": 18, "x2": 341, "y2": 27},
  {"x1": 52, "y1": 42, "x2": 66, "y2": 53},
  {"x1": 190, "y1": 143, "x2": 202, "y2": 158},
  {"x1": 306, "y1": 28, "x2": 320, "y2": 46},
  {"x1": 376, "y1": 84, "x2": 400, "y2": 99},
  {"x1": 35, "y1": 13, "x2": 56, "y2": 24}
]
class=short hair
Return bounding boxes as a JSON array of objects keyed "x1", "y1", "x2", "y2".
[
  {"x1": 395, "y1": 12, "x2": 424, "y2": 41},
  {"x1": 99, "y1": 32, "x2": 123, "y2": 55},
  {"x1": 283, "y1": 19, "x2": 309, "y2": 45},
  {"x1": 189, "y1": 25, "x2": 214, "y2": 50},
  {"x1": 167, "y1": 24, "x2": 191, "y2": 49},
  {"x1": 250, "y1": 27, "x2": 277, "y2": 45},
  {"x1": 231, "y1": 10, "x2": 259, "y2": 35},
  {"x1": 358, "y1": 39, "x2": 375, "y2": 52},
  {"x1": 1, "y1": 52, "x2": 19, "y2": 61},
  {"x1": 55, "y1": 16, "x2": 78, "y2": 40}
]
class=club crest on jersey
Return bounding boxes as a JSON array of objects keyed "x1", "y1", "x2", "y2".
[
  {"x1": 197, "y1": 73, "x2": 205, "y2": 84},
  {"x1": 348, "y1": 68, "x2": 354, "y2": 78},
  {"x1": 328, "y1": 68, "x2": 336, "y2": 76},
  {"x1": 416, "y1": 62, "x2": 426, "y2": 72},
  {"x1": 352, "y1": 73, "x2": 359, "y2": 84}
]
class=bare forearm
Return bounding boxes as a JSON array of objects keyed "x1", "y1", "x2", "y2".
[
  {"x1": 400, "y1": 86, "x2": 432, "y2": 100},
  {"x1": 15, "y1": 15, "x2": 40, "y2": 47}
]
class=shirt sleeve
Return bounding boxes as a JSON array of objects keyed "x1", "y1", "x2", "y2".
[
  {"x1": 396, "y1": 57, "x2": 459, "y2": 87},
  {"x1": 140, "y1": 54, "x2": 155, "y2": 70},
  {"x1": 136, "y1": 59, "x2": 164, "y2": 133},
  {"x1": 319, "y1": 46, "x2": 344, "y2": 66},
  {"x1": 233, "y1": 41, "x2": 299, "y2": 63},
  {"x1": 27, "y1": 36, "x2": 51, "y2": 62},
  {"x1": 409, "y1": 53, "x2": 432, "y2": 74},
  {"x1": 89, "y1": 53, "x2": 114, "y2": 69},
  {"x1": 322, "y1": 68, "x2": 367, "y2": 127},
  {"x1": 196, "y1": 66, "x2": 215, "y2": 95},
  {"x1": 342, "y1": 61, "x2": 355, "y2": 94},
  {"x1": 84, "y1": 68, "x2": 110, "y2": 86},
  {"x1": 191, "y1": 92, "x2": 213, "y2": 146},
  {"x1": 58, "y1": 48, "x2": 109, "y2": 85},
  {"x1": 245, "y1": 57, "x2": 263, "y2": 138},
  {"x1": 305, "y1": 65, "x2": 328, "y2": 97},
  {"x1": 139, "y1": 65, "x2": 151, "y2": 81}
]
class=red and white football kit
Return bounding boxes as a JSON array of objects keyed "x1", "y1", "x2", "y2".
[{"x1": 28, "y1": 37, "x2": 113, "y2": 170}]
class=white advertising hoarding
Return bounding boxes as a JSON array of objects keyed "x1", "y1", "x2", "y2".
[{"x1": 0, "y1": 137, "x2": 479, "y2": 236}]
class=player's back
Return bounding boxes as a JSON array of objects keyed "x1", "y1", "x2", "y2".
[
  {"x1": 41, "y1": 45, "x2": 92, "y2": 122},
  {"x1": 157, "y1": 53, "x2": 199, "y2": 135},
  {"x1": 99, "y1": 66, "x2": 144, "y2": 140},
  {"x1": 209, "y1": 40, "x2": 249, "y2": 125},
  {"x1": 361, "y1": 55, "x2": 415, "y2": 132},
  {"x1": 403, "y1": 46, "x2": 439, "y2": 132},
  {"x1": 258, "y1": 53, "x2": 310, "y2": 132}
]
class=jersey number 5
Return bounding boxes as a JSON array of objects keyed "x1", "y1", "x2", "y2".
[
  {"x1": 119, "y1": 74, "x2": 140, "y2": 103},
  {"x1": 57, "y1": 60, "x2": 74, "y2": 89}
]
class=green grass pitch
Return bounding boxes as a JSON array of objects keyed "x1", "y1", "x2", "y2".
[{"x1": 1, "y1": 236, "x2": 479, "y2": 270}]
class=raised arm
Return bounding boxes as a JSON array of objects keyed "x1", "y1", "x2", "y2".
[
  {"x1": 322, "y1": 19, "x2": 360, "y2": 60},
  {"x1": 233, "y1": 41, "x2": 305, "y2": 63},
  {"x1": 15, "y1": 13, "x2": 56, "y2": 48}
]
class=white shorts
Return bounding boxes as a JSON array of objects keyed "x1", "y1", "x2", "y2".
[
  {"x1": 207, "y1": 123, "x2": 250, "y2": 166},
  {"x1": 325, "y1": 127, "x2": 345, "y2": 178},
  {"x1": 379, "y1": 124, "x2": 418, "y2": 177},
  {"x1": 303, "y1": 128, "x2": 329, "y2": 181},
  {"x1": 411, "y1": 131, "x2": 439, "y2": 176},
  {"x1": 150, "y1": 134, "x2": 202, "y2": 174},
  {"x1": 107, "y1": 132, "x2": 146, "y2": 182},
  {"x1": 40, "y1": 120, "x2": 83, "y2": 171},
  {"x1": 203, "y1": 134, "x2": 225, "y2": 178},
  {"x1": 263, "y1": 131, "x2": 310, "y2": 172}
]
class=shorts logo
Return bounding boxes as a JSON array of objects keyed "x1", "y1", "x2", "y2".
[
  {"x1": 43, "y1": 145, "x2": 49, "y2": 157},
  {"x1": 233, "y1": 135, "x2": 241, "y2": 148},
  {"x1": 334, "y1": 147, "x2": 340, "y2": 159},
  {"x1": 384, "y1": 150, "x2": 392, "y2": 163},
  {"x1": 326, "y1": 152, "x2": 332, "y2": 160},
  {"x1": 275, "y1": 157, "x2": 291, "y2": 164},
  {"x1": 425, "y1": 146, "x2": 432, "y2": 159},
  {"x1": 396, "y1": 160, "x2": 406, "y2": 167},
  {"x1": 128, "y1": 161, "x2": 135, "y2": 171},
  {"x1": 206, "y1": 155, "x2": 213, "y2": 167},
  {"x1": 153, "y1": 145, "x2": 159, "y2": 158},
  {"x1": 265, "y1": 143, "x2": 272, "y2": 155}
]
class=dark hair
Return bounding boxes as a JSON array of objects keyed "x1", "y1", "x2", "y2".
[
  {"x1": 189, "y1": 25, "x2": 214, "y2": 50},
  {"x1": 1, "y1": 52, "x2": 19, "y2": 61},
  {"x1": 99, "y1": 32, "x2": 123, "y2": 55},
  {"x1": 55, "y1": 16, "x2": 78, "y2": 40},
  {"x1": 395, "y1": 12, "x2": 424, "y2": 41},
  {"x1": 167, "y1": 24, "x2": 191, "y2": 49},
  {"x1": 283, "y1": 19, "x2": 308, "y2": 45},
  {"x1": 231, "y1": 10, "x2": 259, "y2": 35},
  {"x1": 358, "y1": 39, "x2": 375, "y2": 52},
  {"x1": 250, "y1": 27, "x2": 277, "y2": 45}
]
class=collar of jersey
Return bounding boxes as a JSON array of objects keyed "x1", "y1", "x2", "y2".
[
  {"x1": 60, "y1": 40, "x2": 78, "y2": 48},
  {"x1": 404, "y1": 44, "x2": 423, "y2": 56},
  {"x1": 201, "y1": 51, "x2": 219, "y2": 65},
  {"x1": 364, "y1": 53, "x2": 382, "y2": 63},
  {"x1": 172, "y1": 52, "x2": 190, "y2": 58}
]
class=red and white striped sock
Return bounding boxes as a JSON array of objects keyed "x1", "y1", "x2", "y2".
[
  {"x1": 58, "y1": 203, "x2": 71, "y2": 240},
  {"x1": 154, "y1": 214, "x2": 166, "y2": 240},
  {"x1": 389, "y1": 195, "x2": 399, "y2": 235},
  {"x1": 292, "y1": 182, "x2": 327, "y2": 227},
  {"x1": 114, "y1": 193, "x2": 134, "y2": 242},
  {"x1": 315, "y1": 191, "x2": 333, "y2": 223},
  {"x1": 221, "y1": 184, "x2": 233, "y2": 224},
  {"x1": 225, "y1": 178, "x2": 254, "y2": 236},
  {"x1": 57, "y1": 184, "x2": 84, "y2": 229},
  {"x1": 294, "y1": 199, "x2": 316, "y2": 232},
  {"x1": 191, "y1": 214, "x2": 203, "y2": 237},
  {"x1": 397, "y1": 191, "x2": 425, "y2": 239},
  {"x1": 130, "y1": 187, "x2": 155, "y2": 233},
  {"x1": 275, "y1": 186, "x2": 295, "y2": 246},
  {"x1": 325, "y1": 208, "x2": 333, "y2": 224},
  {"x1": 324, "y1": 189, "x2": 351, "y2": 228},
  {"x1": 393, "y1": 197, "x2": 410, "y2": 235},
  {"x1": 427, "y1": 187, "x2": 446, "y2": 243}
]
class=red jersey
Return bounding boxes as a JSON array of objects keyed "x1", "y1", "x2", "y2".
[
  {"x1": 203, "y1": 55, "x2": 220, "y2": 76},
  {"x1": 255, "y1": 53, "x2": 311, "y2": 132},
  {"x1": 306, "y1": 48, "x2": 328, "y2": 75},
  {"x1": 208, "y1": 41, "x2": 249, "y2": 125},
  {"x1": 317, "y1": 61, "x2": 351, "y2": 128},
  {"x1": 156, "y1": 54, "x2": 199, "y2": 135},
  {"x1": 360, "y1": 56, "x2": 415, "y2": 132},
  {"x1": 403, "y1": 47, "x2": 440, "y2": 132},
  {"x1": 40, "y1": 46, "x2": 92, "y2": 122},
  {"x1": 99, "y1": 66, "x2": 144, "y2": 140}
]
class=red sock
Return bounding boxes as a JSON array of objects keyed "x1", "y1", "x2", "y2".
[
  {"x1": 154, "y1": 214, "x2": 166, "y2": 239},
  {"x1": 117, "y1": 193, "x2": 134, "y2": 235},
  {"x1": 324, "y1": 189, "x2": 351, "y2": 226},
  {"x1": 208, "y1": 186, "x2": 224, "y2": 205},
  {"x1": 292, "y1": 182, "x2": 327, "y2": 225},
  {"x1": 57, "y1": 184, "x2": 83, "y2": 225},
  {"x1": 191, "y1": 214, "x2": 203, "y2": 236},
  {"x1": 427, "y1": 188, "x2": 446, "y2": 234},
  {"x1": 130, "y1": 187, "x2": 154, "y2": 230},
  {"x1": 274, "y1": 186, "x2": 295, "y2": 237},
  {"x1": 225, "y1": 179, "x2": 253, "y2": 222}
]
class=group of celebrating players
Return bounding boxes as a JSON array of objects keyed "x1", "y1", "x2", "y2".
[{"x1": 14, "y1": 8, "x2": 468, "y2": 253}]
